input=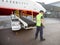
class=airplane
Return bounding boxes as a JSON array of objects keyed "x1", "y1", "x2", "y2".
[
  {"x1": 0, "y1": 0, "x2": 46, "y2": 16},
  {"x1": 0, "y1": 0, "x2": 46, "y2": 31}
]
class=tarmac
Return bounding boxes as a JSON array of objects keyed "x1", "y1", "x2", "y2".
[
  {"x1": 0, "y1": 16, "x2": 11, "y2": 29},
  {"x1": 0, "y1": 16, "x2": 60, "y2": 45}
]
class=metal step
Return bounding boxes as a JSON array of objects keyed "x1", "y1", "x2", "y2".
[{"x1": 20, "y1": 16, "x2": 36, "y2": 27}]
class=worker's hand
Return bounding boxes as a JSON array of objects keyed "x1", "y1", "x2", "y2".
[{"x1": 42, "y1": 24, "x2": 45, "y2": 28}]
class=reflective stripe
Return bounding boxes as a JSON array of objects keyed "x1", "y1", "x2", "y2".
[{"x1": 36, "y1": 13, "x2": 43, "y2": 26}]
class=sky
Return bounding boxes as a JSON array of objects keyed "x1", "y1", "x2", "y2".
[{"x1": 31, "y1": 0, "x2": 60, "y2": 4}]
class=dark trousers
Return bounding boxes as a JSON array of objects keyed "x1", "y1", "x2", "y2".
[{"x1": 35, "y1": 26, "x2": 43, "y2": 39}]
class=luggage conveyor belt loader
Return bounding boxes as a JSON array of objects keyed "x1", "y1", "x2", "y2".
[
  {"x1": 11, "y1": 15, "x2": 36, "y2": 31},
  {"x1": 16, "y1": 16, "x2": 36, "y2": 29}
]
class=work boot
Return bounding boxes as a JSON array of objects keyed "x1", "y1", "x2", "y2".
[
  {"x1": 40, "y1": 38, "x2": 45, "y2": 41},
  {"x1": 35, "y1": 37, "x2": 37, "y2": 40}
]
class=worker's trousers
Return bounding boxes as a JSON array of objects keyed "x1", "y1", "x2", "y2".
[{"x1": 35, "y1": 26, "x2": 43, "y2": 39}]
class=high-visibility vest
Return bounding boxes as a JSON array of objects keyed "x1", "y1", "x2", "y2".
[{"x1": 36, "y1": 13, "x2": 43, "y2": 26}]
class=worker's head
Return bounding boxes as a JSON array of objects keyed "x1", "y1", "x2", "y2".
[{"x1": 39, "y1": 10, "x2": 44, "y2": 15}]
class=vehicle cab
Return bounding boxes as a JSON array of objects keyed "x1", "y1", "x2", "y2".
[{"x1": 11, "y1": 14, "x2": 21, "y2": 31}]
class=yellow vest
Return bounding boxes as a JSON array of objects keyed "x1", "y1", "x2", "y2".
[{"x1": 36, "y1": 13, "x2": 43, "y2": 26}]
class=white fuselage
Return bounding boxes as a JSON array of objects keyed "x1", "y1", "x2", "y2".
[{"x1": 0, "y1": 0, "x2": 46, "y2": 12}]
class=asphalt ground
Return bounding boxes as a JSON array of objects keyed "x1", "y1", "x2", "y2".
[{"x1": 0, "y1": 16, "x2": 60, "y2": 45}]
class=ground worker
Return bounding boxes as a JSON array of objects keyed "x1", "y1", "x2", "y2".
[{"x1": 35, "y1": 10, "x2": 45, "y2": 41}]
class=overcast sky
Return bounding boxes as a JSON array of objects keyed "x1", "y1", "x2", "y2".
[{"x1": 31, "y1": 0, "x2": 60, "y2": 4}]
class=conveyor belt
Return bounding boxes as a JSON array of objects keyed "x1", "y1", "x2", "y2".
[{"x1": 20, "y1": 16, "x2": 36, "y2": 27}]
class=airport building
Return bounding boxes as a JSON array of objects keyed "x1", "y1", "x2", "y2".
[{"x1": 38, "y1": 2, "x2": 60, "y2": 18}]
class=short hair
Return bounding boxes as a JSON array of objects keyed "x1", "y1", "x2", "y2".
[{"x1": 40, "y1": 10, "x2": 44, "y2": 13}]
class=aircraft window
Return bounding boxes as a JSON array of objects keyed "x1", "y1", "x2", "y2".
[
  {"x1": 13, "y1": 1, "x2": 14, "y2": 3},
  {"x1": 2, "y1": 0, "x2": 4, "y2": 2},
  {"x1": 16, "y1": 1, "x2": 18, "y2": 4},
  {"x1": 10, "y1": 1, "x2": 11, "y2": 3}
]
